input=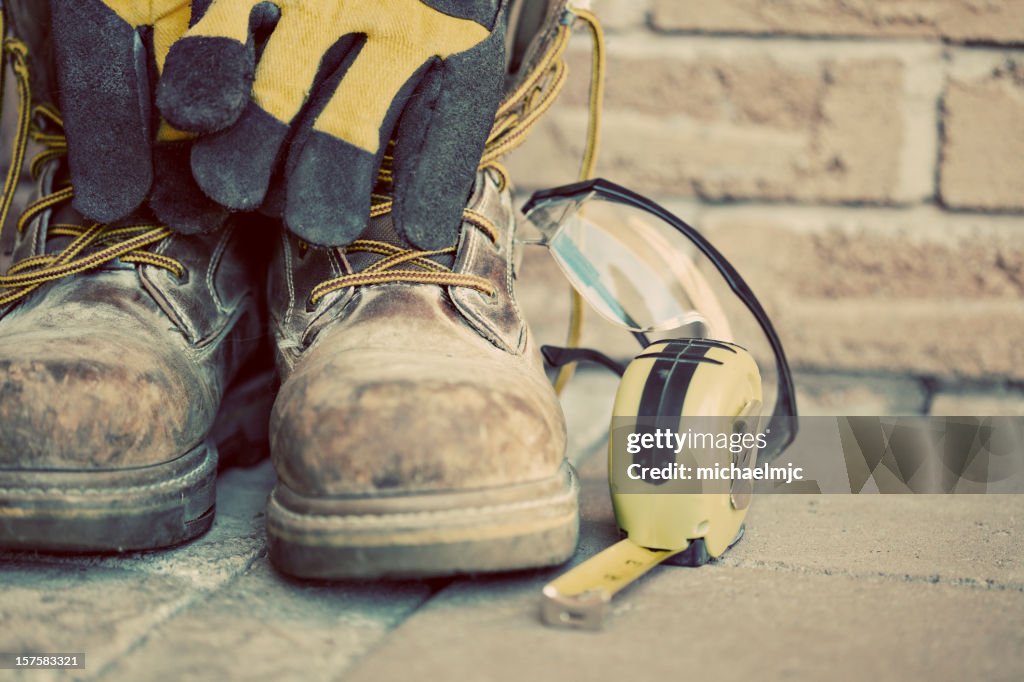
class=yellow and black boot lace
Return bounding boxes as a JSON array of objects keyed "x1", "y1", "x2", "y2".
[{"x1": 0, "y1": 31, "x2": 186, "y2": 308}]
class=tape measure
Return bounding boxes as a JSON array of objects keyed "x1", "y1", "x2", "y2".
[{"x1": 542, "y1": 339, "x2": 763, "y2": 630}]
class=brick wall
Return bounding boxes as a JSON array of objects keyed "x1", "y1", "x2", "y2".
[
  {"x1": 1, "y1": 2, "x2": 1020, "y2": 417},
  {"x1": 511, "y1": 0, "x2": 1024, "y2": 416}
]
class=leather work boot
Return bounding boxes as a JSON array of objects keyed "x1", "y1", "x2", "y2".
[
  {"x1": 0, "y1": 206, "x2": 273, "y2": 551},
  {"x1": 264, "y1": 0, "x2": 582, "y2": 579},
  {"x1": 0, "y1": 2, "x2": 273, "y2": 551},
  {"x1": 0, "y1": 185, "x2": 274, "y2": 551},
  {"x1": 265, "y1": 168, "x2": 578, "y2": 578}
]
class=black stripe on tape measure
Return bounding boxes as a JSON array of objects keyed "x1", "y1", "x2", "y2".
[{"x1": 633, "y1": 340, "x2": 713, "y2": 483}]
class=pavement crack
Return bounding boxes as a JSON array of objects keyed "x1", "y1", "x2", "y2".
[{"x1": 329, "y1": 578, "x2": 455, "y2": 682}]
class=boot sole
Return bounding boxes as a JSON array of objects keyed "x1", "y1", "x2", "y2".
[
  {"x1": 266, "y1": 461, "x2": 580, "y2": 579},
  {"x1": 0, "y1": 443, "x2": 217, "y2": 552}
]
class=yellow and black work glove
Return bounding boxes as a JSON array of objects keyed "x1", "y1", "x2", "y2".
[
  {"x1": 156, "y1": 0, "x2": 509, "y2": 248},
  {"x1": 49, "y1": 0, "x2": 230, "y2": 232}
]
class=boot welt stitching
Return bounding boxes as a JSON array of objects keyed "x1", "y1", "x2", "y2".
[{"x1": 268, "y1": 477, "x2": 579, "y2": 527}]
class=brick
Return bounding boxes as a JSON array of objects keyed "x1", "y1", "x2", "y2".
[
  {"x1": 930, "y1": 389, "x2": 1024, "y2": 415},
  {"x1": 796, "y1": 372, "x2": 928, "y2": 415},
  {"x1": 651, "y1": 0, "x2": 1024, "y2": 45},
  {"x1": 695, "y1": 205, "x2": 1024, "y2": 380},
  {"x1": 587, "y1": 0, "x2": 651, "y2": 32},
  {"x1": 520, "y1": 201, "x2": 1024, "y2": 380},
  {"x1": 700, "y1": 205, "x2": 1024, "y2": 301},
  {"x1": 523, "y1": 203, "x2": 1024, "y2": 381},
  {"x1": 507, "y1": 36, "x2": 942, "y2": 204},
  {"x1": 940, "y1": 51, "x2": 1024, "y2": 211},
  {"x1": 782, "y1": 299, "x2": 1024, "y2": 380}
]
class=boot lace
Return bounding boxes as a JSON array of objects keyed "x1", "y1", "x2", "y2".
[{"x1": 0, "y1": 34, "x2": 184, "y2": 308}]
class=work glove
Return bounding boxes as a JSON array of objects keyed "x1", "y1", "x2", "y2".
[
  {"x1": 157, "y1": 0, "x2": 508, "y2": 248},
  {"x1": 49, "y1": 1, "x2": 508, "y2": 249},
  {"x1": 49, "y1": 0, "x2": 229, "y2": 232}
]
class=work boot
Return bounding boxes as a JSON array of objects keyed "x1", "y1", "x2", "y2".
[
  {"x1": 264, "y1": 0, "x2": 583, "y2": 579},
  {"x1": 265, "y1": 166, "x2": 577, "y2": 578},
  {"x1": 0, "y1": 9, "x2": 273, "y2": 552}
]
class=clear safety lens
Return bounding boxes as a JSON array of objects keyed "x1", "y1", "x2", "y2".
[
  {"x1": 526, "y1": 192, "x2": 729, "y2": 335},
  {"x1": 524, "y1": 184, "x2": 793, "y2": 447}
]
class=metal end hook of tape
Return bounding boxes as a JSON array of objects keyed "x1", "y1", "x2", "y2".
[
  {"x1": 540, "y1": 539, "x2": 683, "y2": 631},
  {"x1": 540, "y1": 585, "x2": 610, "y2": 631}
]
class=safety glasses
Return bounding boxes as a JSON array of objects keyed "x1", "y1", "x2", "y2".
[{"x1": 521, "y1": 177, "x2": 798, "y2": 461}]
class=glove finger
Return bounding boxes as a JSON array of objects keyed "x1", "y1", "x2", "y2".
[
  {"x1": 156, "y1": 0, "x2": 280, "y2": 134},
  {"x1": 189, "y1": 12, "x2": 344, "y2": 211},
  {"x1": 391, "y1": 14, "x2": 507, "y2": 250},
  {"x1": 283, "y1": 38, "x2": 428, "y2": 246},
  {"x1": 149, "y1": 141, "x2": 230, "y2": 233},
  {"x1": 189, "y1": 102, "x2": 287, "y2": 210},
  {"x1": 50, "y1": 0, "x2": 154, "y2": 223}
]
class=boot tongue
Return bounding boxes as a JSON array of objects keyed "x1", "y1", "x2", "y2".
[{"x1": 345, "y1": 212, "x2": 457, "y2": 273}]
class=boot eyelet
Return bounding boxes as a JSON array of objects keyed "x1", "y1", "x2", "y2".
[
  {"x1": 305, "y1": 295, "x2": 318, "y2": 313},
  {"x1": 175, "y1": 268, "x2": 190, "y2": 285}
]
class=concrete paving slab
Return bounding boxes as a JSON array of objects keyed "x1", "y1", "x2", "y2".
[
  {"x1": 1, "y1": 379, "x2": 1018, "y2": 682},
  {"x1": 341, "y1": 562, "x2": 1024, "y2": 682},
  {"x1": 101, "y1": 560, "x2": 435, "y2": 682},
  {"x1": 0, "y1": 564, "x2": 199, "y2": 682},
  {"x1": 728, "y1": 494, "x2": 1024, "y2": 587},
  {"x1": 342, "y1": 473, "x2": 1023, "y2": 682},
  {"x1": 574, "y1": 438, "x2": 1024, "y2": 588}
]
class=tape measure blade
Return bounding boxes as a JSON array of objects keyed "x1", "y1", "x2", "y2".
[{"x1": 541, "y1": 538, "x2": 682, "y2": 629}]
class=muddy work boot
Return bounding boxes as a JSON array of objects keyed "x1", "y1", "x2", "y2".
[
  {"x1": 0, "y1": 214, "x2": 272, "y2": 551},
  {"x1": 0, "y1": 191, "x2": 272, "y2": 551},
  {"x1": 0, "y1": 184, "x2": 272, "y2": 551},
  {"x1": 266, "y1": 168, "x2": 578, "y2": 578},
  {"x1": 0, "y1": 22, "x2": 272, "y2": 551}
]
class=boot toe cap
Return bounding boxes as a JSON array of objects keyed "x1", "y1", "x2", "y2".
[
  {"x1": 0, "y1": 326, "x2": 212, "y2": 469},
  {"x1": 270, "y1": 346, "x2": 566, "y2": 497}
]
